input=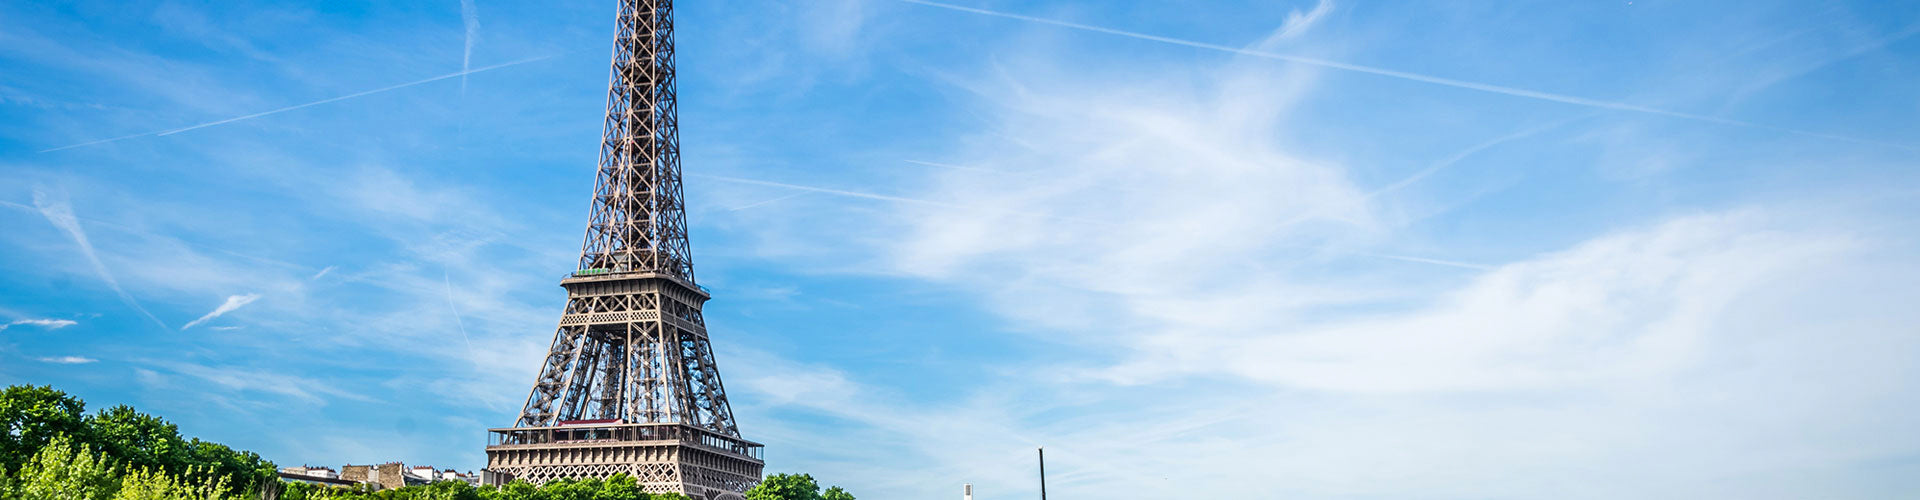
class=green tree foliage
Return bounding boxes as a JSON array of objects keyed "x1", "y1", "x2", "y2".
[
  {"x1": 1, "y1": 385, "x2": 274, "y2": 498},
  {"x1": 489, "y1": 480, "x2": 541, "y2": 500},
  {"x1": 87, "y1": 404, "x2": 275, "y2": 496},
  {"x1": 415, "y1": 479, "x2": 484, "y2": 500},
  {"x1": 182, "y1": 438, "x2": 275, "y2": 495},
  {"x1": 0, "y1": 385, "x2": 89, "y2": 474},
  {"x1": 110, "y1": 466, "x2": 238, "y2": 500},
  {"x1": 3, "y1": 385, "x2": 850, "y2": 500},
  {"x1": 745, "y1": 473, "x2": 819, "y2": 500},
  {"x1": 13, "y1": 434, "x2": 118, "y2": 500},
  {"x1": 744, "y1": 473, "x2": 854, "y2": 500},
  {"x1": 90, "y1": 405, "x2": 188, "y2": 477},
  {"x1": 109, "y1": 468, "x2": 187, "y2": 500},
  {"x1": 276, "y1": 481, "x2": 321, "y2": 500}
]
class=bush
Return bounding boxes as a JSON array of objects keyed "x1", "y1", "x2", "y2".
[
  {"x1": 3, "y1": 384, "x2": 854, "y2": 500},
  {"x1": 744, "y1": 473, "x2": 855, "y2": 500}
]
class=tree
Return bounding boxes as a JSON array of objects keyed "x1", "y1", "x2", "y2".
[
  {"x1": 108, "y1": 469, "x2": 179, "y2": 500},
  {"x1": 7, "y1": 387, "x2": 861, "y2": 500},
  {"x1": 595, "y1": 474, "x2": 645, "y2": 500},
  {"x1": 745, "y1": 473, "x2": 822, "y2": 500},
  {"x1": 414, "y1": 479, "x2": 484, "y2": 500},
  {"x1": 110, "y1": 466, "x2": 239, "y2": 500},
  {"x1": 14, "y1": 434, "x2": 117, "y2": 500},
  {"x1": 0, "y1": 385, "x2": 89, "y2": 474},
  {"x1": 89, "y1": 405, "x2": 188, "y2": 477},
  {"x1": 480, "y1": 480, "x2": 540, "y2": 500},
  {"x1": 538, "y1": 477, "x2": 599, "y2": 500},
  {"x1": 740, "y1": 473, "x2": 854, "y2": 500},
  {"x1": 276, "y1": 481, "x2": 323, "y2": 500},
  {"x1": 182, "y1": 438, "x2": 275, "y2": 496}
]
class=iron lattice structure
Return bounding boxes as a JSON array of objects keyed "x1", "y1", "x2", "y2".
[{"x1": 486, "y1": 1, "x2": 762, "y2": 498}]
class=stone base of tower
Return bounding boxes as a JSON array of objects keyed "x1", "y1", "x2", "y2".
[{"x1": 485, "y1": 423, "x2": 763, "y2": 500}]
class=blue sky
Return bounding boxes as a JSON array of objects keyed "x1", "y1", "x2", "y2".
[{"x1": 3, "y1": 0, "x2": 1919, "y2": 497}]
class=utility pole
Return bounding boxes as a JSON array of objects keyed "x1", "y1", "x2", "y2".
[{"x1": 1038, "y1": 447, "x2": 1047, "y2": 500}]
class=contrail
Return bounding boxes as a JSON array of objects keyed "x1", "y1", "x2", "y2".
[
  {"x1": 708, "y1": 173, "x2": 1490, "y2": 272},
  {"x1": 41, "y1": 55, "x2": 554, "y2": 153},
  {"x1": 460, "y1": 0, "x2": 481, "y2": 95},
  {"x1": 442, "y1": 270, "x2": 477, "y2": 356},
  {"x1": 7, "y1": 195, "x2": 474, "y2": 308},
  {"x1": 898, "y1": 0, "x2": 1915, "y2": 151},
  {"x1": 696, "y1": 174, "x2": 969, "y2": 209},
  {"x1": 1360, "y1": 252, "x2": 1493, "y2": 271},
  {"x1": 31, "y1": 189, "x2": 168, "y2": 329},
  {"x1": 1366, "y1": 116, "x2": 1589, "y2": 199},
  {"x1": 441, "y1": 269, "x2": 497, "y2": 411},
  {"x1": 903, "y1": 159, "x2": 1009, "y2": 174},
  {"x1": 727, "y1": 192, "x2": 810, "y2": 211},
  {"x1": 693, "y1": 173, "x2": 1112, "y2": 225},
  {"x1": 5, "y1": 198, "x2": 326, "y2": 277}
]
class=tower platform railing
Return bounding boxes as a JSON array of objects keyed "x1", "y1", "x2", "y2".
[{"x1": 487, "y1": 422, "x2": 764, "y2": 461}]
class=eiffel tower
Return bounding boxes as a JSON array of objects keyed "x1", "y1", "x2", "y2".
[{"x1": 484, "y1": 1, "x2": 763, "y2": 498}]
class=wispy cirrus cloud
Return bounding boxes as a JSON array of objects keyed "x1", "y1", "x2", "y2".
[
  {"x1": 0, "y1": 318, "x2": 79, "y2": 331},
  {"x1": 1364, "y1": 116, "x2": 1584, "y2": 199},
  {"x1": 697, "y1": 174, "x2": 1114, "y2": 227},
  {"x1": 798, "y1": 0, "x2": 872, "y2": 57},
  {"x1": 31, "y1": 189, "x2": 167, "y2": 328},
  {"x1": 699, "y1": 174, "x2": 961, "y2": 209},
  {"x1": 180, "y1": 293, "x2": 261, "y2": 330},
  {"x1": 737, "y1": 207, "x2": 1914, "y2": 496},
  {"x1": 896, "y1": 0, "x2": 1913, "y2": 150},
  {"x1": 459, "y1": 0, "x2": 480, "y2": 94},
  {"x1": 37, "y1": 356, "x2": 98, "y2": 364},
  {"x1": 1097, "y1": 212, "x2": 1857, "y2": 389},
  {"x1": 1272, "y1": 0, "x2": 1334, "y2": 40},
  {"x1": 140, "y1": 361, "x2": 375, "y2": 406},
  {"x1": 727, "y1": 192, "x2": 811, "y2": 212},
  {"x1": 39, "y1": 55, "x2": 554, "y2": 153},
  {"x1": 705, "y1": 11, "x2": 1920, "y2": 495},
  {"x1": 5, "y1": 2, "x2": 1914, "y2": 496}
]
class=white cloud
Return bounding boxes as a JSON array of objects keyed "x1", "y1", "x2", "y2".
[
  {"x1": 1108, "y1": 211, "x2": 1856, "y2": 391},
  {"x1": 902, "y1": 62, "x2": 1355, "y2": 277},
  {"x1": 799, "y1": 0, "x2": 870, "y2": 57},
  {"x1": 36, "y1": 355, "x2": 97, "y2": 364},
  {"x1": 706, "y1": 27, "x2": 1920, "y2": 497},
  {"x1": 31, "y1": 188, "x2": 167, "y2": 328},
  {"x1": 0, "y1": 318, "x2": 78, "y2": 331},
  {"x1": 181, "y1": 293, "x2": 261, "y2": 330},
  {"x1": 859, "y1": 36, "x2": 1875, "y2": 399},
  {"x1": 39, "y1": 56, "x2": 552, "y2": 152},
  {"x1": 898, "y1": 0, "x2": 1899, "y2": 149},
  {"x1": 142, "y1": 361, "x2": 374, "y2": 406},
  {"x1": 1271, "y1": 0, "x2": 1334, "y2": 42},
  {"x1": 459, "y1": 0, "x2": 479, "y2": 94},
  {"x1": 737, "y1": 206, "x2": 1913, "y2": 498}
]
